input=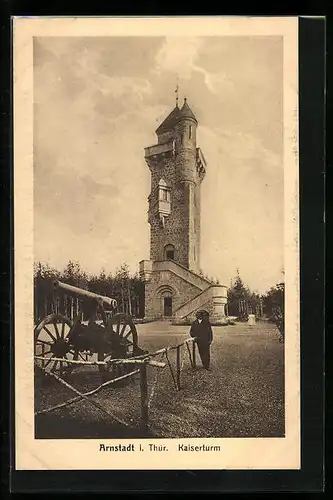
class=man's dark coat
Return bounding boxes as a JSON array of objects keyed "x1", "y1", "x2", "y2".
[{"x1": 189, "y1": 319, "x2": 213, "y2": 344}]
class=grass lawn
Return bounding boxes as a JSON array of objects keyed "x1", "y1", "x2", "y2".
[{"x1": 35, "y1": 321, "x2": 284, "y2": 439}]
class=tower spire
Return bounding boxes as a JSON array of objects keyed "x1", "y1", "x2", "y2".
[{"x1": 175, "y1": 83, "x2": 179, "y2": 107}]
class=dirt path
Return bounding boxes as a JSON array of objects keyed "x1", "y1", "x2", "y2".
[{"x1": 35, "y1": 321, "x2": 284, "y2": 439}]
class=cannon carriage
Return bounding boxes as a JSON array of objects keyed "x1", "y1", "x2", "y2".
[{"x1": 34, "y1": 280, "x2": 147, "y2": 379}]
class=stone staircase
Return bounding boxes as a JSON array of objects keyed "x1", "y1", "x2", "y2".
[
  {"x1": 153, "y1": 260, "x2": 227, "y2": 324},
  {"x1": 140, "y1": 259, "x2": 228, "y2": 324},
  {"x1": 173, "y1": 284, "x2": 228, "y2": 324},
  {"x1": 152, "y1": 260, "x2": 211, "y2": 291}
]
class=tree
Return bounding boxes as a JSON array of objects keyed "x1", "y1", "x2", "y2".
[
  {"x1": 33, "y1": 261, "x2": 60, "y2": 321},
  {"x1": 131, "y1": 273, "x2": 145, "y2": 318},
  {"x1": 114, "y1": 263, "x2": 132, "y2": 315},
  {"x1": 228, "y1": 271, "x2": 249, "y2": 320},
  {"x1": 33, "y1": 259, "x2": 147, "y2": 323},
  {"x1": 227, "y1": 270, "x2": 263, "y2": 321},
  {"x1": 262, "y1": 282, "x2": 285, "y2": 340},
  {"x1": 62, "y1": 260, "x2": 87, "y2": 287}
]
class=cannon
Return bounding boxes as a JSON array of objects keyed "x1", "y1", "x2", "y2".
[{"x1": 34, "y1": 280, "x2": 147, "y2": 379}]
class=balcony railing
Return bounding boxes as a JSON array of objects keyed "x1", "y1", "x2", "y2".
[{"x1": 144, "y1": 140, "x2": 175, "y2": 158}]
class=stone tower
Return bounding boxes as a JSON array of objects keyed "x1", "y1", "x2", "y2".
[
  {"x1": 145, "y1": 98, "x2": 206, "y2": 272},
  {"x1": 140, "y1": 98, "x2": 227, "y2": 323}
]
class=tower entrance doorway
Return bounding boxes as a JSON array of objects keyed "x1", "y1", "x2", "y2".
[{"x1": 163, "y1": 297, "x2": 173, "y2": 317}]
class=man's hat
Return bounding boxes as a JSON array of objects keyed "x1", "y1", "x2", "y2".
[{"x1": 196, "y1": 309, "x2": 209, "y2": 319}]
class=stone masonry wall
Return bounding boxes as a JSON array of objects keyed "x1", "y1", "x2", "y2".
[
  {"x1": 148, "y1": 154, "x2": 191, "y2": 267},
  {"x1": 144, "y1": 107, "x2": 208, "y2": 319},
  {"x1": 172, "y1": 297, "x2": 228, "y2": 325},
  {"x1": 194, "y1": 182, "x2": 201, "y2": 271},
  {"x1": 148, "y1": 159, "x2": 202, "y2": 270},
  {"x1": 147, "y1": 113, "x2": 202, "y2": 272},
  {"x1": 144, "y1": 269, "x2": 201, "y2": 319}
]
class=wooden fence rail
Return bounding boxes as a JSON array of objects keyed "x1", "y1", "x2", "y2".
[
  {"x1": 35, "y1": 337, "x2": 199, "y2": 433},
  {"x1": 35, "y1": 368, "x2": 141, "y2": 417},
  {"x1": 34, "y1": 355, "x2": 165, "y2": 369}
]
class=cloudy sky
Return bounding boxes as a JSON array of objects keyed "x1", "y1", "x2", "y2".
[{"x1": 33, "y1": 35, "x2": 284, "y2": 293}]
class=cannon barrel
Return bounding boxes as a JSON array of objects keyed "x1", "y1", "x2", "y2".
[{"x1": 53, "y1": 280, "x2": 117, "y2": 309}]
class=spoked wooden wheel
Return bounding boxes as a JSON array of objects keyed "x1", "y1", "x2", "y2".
[
  {"x1": 100, "y1": 313, "x2": 139, "y2": 380},
  {"x1": 107, "y1": 313, "x2": 138, "y2": 357},
  {"x1": 34, "y1": 314, "x2": 77, "y2": 375}
]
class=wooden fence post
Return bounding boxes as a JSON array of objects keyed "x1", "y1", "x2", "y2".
[
  {"x1": 140, "y1": 362, "x2": 149, "y2": 431},
  {"x1": 192, "y1": 341, "x2": 197, "y2": 369},
  {"x1": 176, "y1": 346, "x2": 181, "y2": 391}
]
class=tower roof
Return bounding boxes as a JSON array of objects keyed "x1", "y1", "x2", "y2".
[
  {"x1": 179, "y1": 98, "x2": 198, "y2": 122},
  {"x1": 155, "y1": 106, "x2": 181, "y2": 135},
  {"x1": 155, "y1": 99, "x2": 198, "y2": 135}
]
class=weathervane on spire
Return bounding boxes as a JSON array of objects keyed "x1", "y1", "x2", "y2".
[{"x1": 175, "y1": 83, "x2": 179, "y2": 107}]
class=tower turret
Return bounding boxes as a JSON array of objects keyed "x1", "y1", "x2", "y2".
[{"x1": 174, "y1": 98, "x2": 198, "y2": 185}]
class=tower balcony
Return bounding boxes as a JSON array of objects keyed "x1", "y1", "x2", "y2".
[
  {"x1": 139, "y1": 260, "x2": 153, "y2": 282},
  {"x1": 196, "y1": 147, "x2": 207, "y2": 179},
  {"x1": 144, "y1": 140, "x2": 175, "y2": 161}
]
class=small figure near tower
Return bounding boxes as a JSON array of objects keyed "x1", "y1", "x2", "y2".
[{"x1": 140, "y1": 96, "x2": 227, "y2": 323}]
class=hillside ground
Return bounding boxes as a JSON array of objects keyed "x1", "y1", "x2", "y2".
[{"x1": 35, "y1": 320, "x2": 284, "y2": 439}]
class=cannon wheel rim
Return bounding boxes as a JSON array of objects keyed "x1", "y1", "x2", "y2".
[
  {"x1": 107, "y1": 312, "x2": 138, "y2": 351},
  {"x1": 100, "y1": 313, "x2": 138, "y2": 376},
  {"x1": 34, "y1": 313, "x2": 77, "y2": 375}
]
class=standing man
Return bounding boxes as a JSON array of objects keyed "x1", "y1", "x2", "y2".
[{"x1": 189, "y1": 310, "x2": 213, "y2": 371}]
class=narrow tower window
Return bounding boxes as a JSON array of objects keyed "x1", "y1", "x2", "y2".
[
  {"x1": 160, "y1": 188, "x2": 170, "y2": 202},
  {"x1": 164, "y1": 244, "x2": 175, "y2": 261},
  {"x1": 189, "y1": 125, "x2": 192, "y2": 139}
]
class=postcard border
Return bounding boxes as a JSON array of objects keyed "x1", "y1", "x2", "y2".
[{"x1": 8, "y1": 15, "x2": 325, "y2": 492}]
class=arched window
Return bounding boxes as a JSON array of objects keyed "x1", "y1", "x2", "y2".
[{"x1": 164, "y1": 244, "x2": 175, "y2": 261}]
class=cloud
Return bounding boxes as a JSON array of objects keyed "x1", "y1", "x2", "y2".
[
  {"x1": 154, "y1": 37, "x2": 204, "y2": 77},
  {"x1": 198, "y1": 126, "x2": 283, "y2": 291},
  {"x1": 34, "y1": 37, "x2": 156, "y2": 272},
  {"x1": 203, "y1": 71, "x2": 235, "y2": 95},
  {"x1": 154, "y1": 36, "x2": 237, "y2": 100},
  {"x1": 33, "y1": 36, "x2": 284, "y2": 293}
]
